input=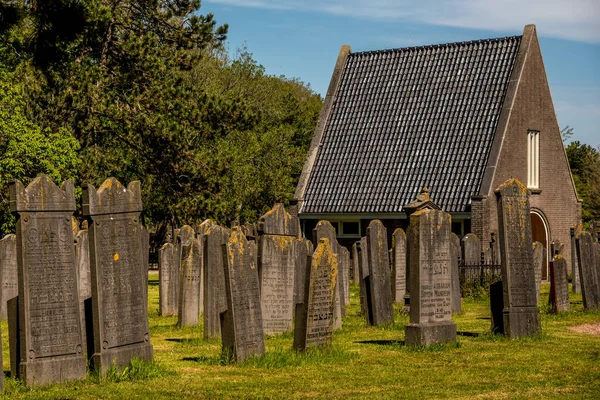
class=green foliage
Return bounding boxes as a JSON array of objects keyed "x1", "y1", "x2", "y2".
[{"x1": 565, "y1": 140, "x2": 600, "y2": 221}]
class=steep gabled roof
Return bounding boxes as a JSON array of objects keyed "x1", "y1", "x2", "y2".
[{"x1": 300, "y1": 35, "x2": 522, "y2": 214}]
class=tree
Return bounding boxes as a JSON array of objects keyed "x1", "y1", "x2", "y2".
[{"x1": 565, "y1": 140, "x2": 600, "y2": 222}]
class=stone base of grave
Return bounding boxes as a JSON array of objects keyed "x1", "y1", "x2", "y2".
[
  {"x1": 19, "y1": 355, "x2": 87, "y2": 387},
  {"x1": 503, "y1": 307, "x2": 540, "y2": 338},
  {"x1": 92, "y1": 341, "x2": 154, "y2": 375},
  {"x1": 405, "y1": 322, "x2": 457, "y2": 346}
]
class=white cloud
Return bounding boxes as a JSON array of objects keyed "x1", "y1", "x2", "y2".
[{"x1": 205, "y1": 0, "x2": 600, "y2": 43}]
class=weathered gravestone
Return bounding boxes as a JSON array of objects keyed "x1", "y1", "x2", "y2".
[
  {"x1": 178, "y1": 233, "x2": 202, "y2": 328},
  {"x1": 339, "y1": 246, "x2": 350, "y2": 307},
  {"x1": 405, "y1": 209, "x2": 456, "y2": 346},
  {"x1": 294, "y1": 238, "x2": 313, "y2": 307},
  {"x1": 74, "y1": 229, "x2": 92, "y2": 355},
  {"x1": 461, "y1": 233, "x2": 481, "y2": 283},
  {"x1": 203, "y1": 225, "x2": 229, "y2": 340},
  {"x1": 549, "y1": 255, "x2": 570, "y2": 313},
  {"x1": 391, "y1": 229, "x2": 407, "y2": 304},
  {"x1": 194, "y1": 219, "x2": 214, "y2": 320},
  {"x1": 221, "y1": 228, "x2": 265, "y2": 362},
  {"x1": 293, "y1": 238, "x2": 338, "y2": 352},
  {"x1": 366, "y1": 220, "x2": 394, "y2": 326},
  {"x1": 83, "y1": 178, "x2": 153, "y2": 373},
  {"x1": 0, "y1": 234, "x2": 17, "y2": 319},
  {"x1": 450, "y1": 233, "x2": 462, "y2": 314},
  {"x1": 312, "y1": 220, "x2": 343, "y2": 329},
  {"x1": 495, "y1": 179, "x2": 540, "y2": 338},
  {"x1": 575, "y1": 232, "x2": 600, "y2": 310},
  {"x1": 570, "y1": 227, "x2": 580, "y2": 293},
  {"x1": 532, "y1": 241, "x2": 544, "y2": 305},
  {"x1": 9, "y1": 175, "x2": 86, "y2": 385},
  {"x1": 351, "y1": 242, "x2": 360, "y2": 286},
  {"x1": 257, "y1": 204, "x2": 297, "y2": 335},
  {"x1": 159, "y1": 242, "x2": 177, "y2": 316},
  {"x1": 358, "y1": 237, "x2": 370, "y2": 320}
]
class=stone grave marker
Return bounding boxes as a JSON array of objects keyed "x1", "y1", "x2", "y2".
[
  {"x1": 450, "y1": 233, "x2": 462, "y2": 314},
  {"x1": 549, "y1": 255, "x2": 570, "y2": 313},
  {"x1": 405, "y1": 209, "x2": 456, "y2": 346},
  {"x1": 83, "y1": 177, "x2": 153, "y2": 374},
  {"x1": 293, "y1": 238, "x2": 338, "y2": 352},
  {"x1": 570, "y1": 227, "x2": 580, "y2": 293},
  {"x1": 461, "y1": 233, "x2": 480, "y2": 283},
  {"x1": 258, "y1": 203, "x2": 297, "y2": 237},
  {"x1": 221, "y1": 228, "x2": 264, "y2": 362},
  {"x1": 391, "y1": 229, "x2": 407, "y2": 304},
  {"x1": 366, "y1": 220, "x2": 394, "y2": 326},
  {"x1": 575, "y1": 232, "x2": 600, "y2": 310},
  {"x1": 203, "y1": 225, "x2": 229, "y2": 340},
  {"x1": 358, "y1": 237, "x2": 370, "y2": 321},
  {"x1": 9, "y1": 175, "x2": 86, "y2": 385},
  {"x1": 294, "y1": 238, "x2": 313, "y2": 307},
  {"x1": 351, "y1": 242, "x2": 360, "y2": 286},
  {"x1": 159, "y1": 242, "x2": 177, "y2": 316},
  {"x1": 495, "y1": 178, "x2": 540, "y2": 338},
  {"x1": 74, "y1": 229, "x2": 92, "y2": 355},
  {"x1": 532, "y1": 241, "x2": 544, "y2": 305},
  {"x1": 178, "y1": 234, "x2": 202, "y2": 328},
  {"x1": 339, "y1": 246, "x2": 350, "y2": 307},
  {"x1": 312, "y1": 220, "x2": 343, "y2": 328},
  {"x1": 0, "y1": 234, "x2": 17, "y2": 319}
]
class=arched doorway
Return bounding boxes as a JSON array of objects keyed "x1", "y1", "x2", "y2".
[{"x1": 530, "y1": 211, "x2": 549, "y2": 280}]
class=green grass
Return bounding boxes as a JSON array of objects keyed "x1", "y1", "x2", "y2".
[{"x1": 1, "y1": 274, "x2": 599, "y2": 399}]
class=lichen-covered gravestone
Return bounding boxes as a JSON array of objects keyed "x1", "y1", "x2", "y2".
[
  {"x1": 159, "y1": 242, "x2": 177, "y2": 316},
  {"x1": 178, "y1": 231, "x2": 202, "y2": 328},
  {"x1": 294, "y1": 238, "x2": 313, "y2": 307},
  {"x1": 9, "y1": 175, "x2": 86, "y2": 385},
  {"x1": 221, "y1": 228, "x2": 265, "y2": 362},
  {"x1": 532, "y1": 241, "x2": 544, "y2": 305},
  {"x1": 450, "y1": 233, "x2": 462, "y2": 314},
  {"x1": 575, "y1": 232, "x2": 600, "y2": 310},
  {"x1": 257, "y1": 204, "x2": 297, "y2": 335},
  {"x1": 391, "y1": 229, "x2": 407, "y2": 304},
  {"x1": 495, "y1": 179, "x2": 540, "y2": 337},
  {"x1": 312, "y1": 220, "x2": 343, "y2": 329},
  {"x1": 294, "y1": 238, "x2": 338, "y2": 352},
  {"x1": 366, "y1": 220, "x2": 394, "y2": 325},
  {"x1": 203, "y1": 225, "x2": 229, "y2": 339},
  {"x1": 74, "y1": 229, "x2": 92, "y2": 355},
  {"x1": 405, "y1": 209, "x2": 456, "y2": 346},
  {"x1": 549, "y1": 255, "x2": 570, "y2": 313},
  {"x1": 0, "y1": 234, "x2": 17, "y2": 319},
  {"x1": 83, "y1": 178, "x2": 153, "y2": 374}
]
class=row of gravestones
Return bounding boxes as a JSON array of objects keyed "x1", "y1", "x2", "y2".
[
  {"x1": 157, "y1": 204, "x2": 349, "y2": 362},
  {"x1": 0, "y1": 175, "x2": 153, "y2": 390}
]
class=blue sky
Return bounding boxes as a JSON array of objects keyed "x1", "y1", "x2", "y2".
[{"x1": 202, "y1": 0, "x2": 600, "y2": 147}]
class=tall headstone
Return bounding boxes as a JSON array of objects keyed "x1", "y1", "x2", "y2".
[
  {"x1": 391, "y1": 229, "x2": 407, "y2": 304},
  {"x1": 9, "y1": 176, "x2": 86, "y2": 385},
  {"x1": 495, "y1": 179, "x2": 540, "y2": 338},
  {"x1": 570, "y1": 227, "x2": 580, "y2": 293},
  {"x1": 366, "y1": 220, "x2": 394, "y2": 326},
  {"x1": 178, "y1": 235, "x2": 202, "y2": 327},
  {"x1": 83, "y1": 178, "x2": 153, "y2": 374},
  {"x1": 74, "y1": 229, "x2": 92, "y2": 355},
  {"x1": 461, "y1": 233, "x2": 481, "y2": 283},
  {"x1": 293, "y1": 239, "x2": 313, "y2": 307},
  {"x1": 312, "y1": 220, "x2": 343, "y2": 329},
  {"x1": 351, "y1": 242, "x2": 360, "y2": 286},
  {"x1": 575, "y1": 232, "x2": 600, "y2": 310},
  {"x1": 450, "y1": 233, "x2": 462, "y2": 314},
  {"x1": 532, "y1": 242, "x2": 544, "y2": 305},
  {"x1": 293, "y1": 238, "x2": 338, "y2": 352},
  {"x1": 221, "y1": 228, "x2": 264, "y2": 362},
  {"x1": 339, "y1": 246, "x2": 350, "y2": 307},
  {"x1": 0, "y1": 234, "x2": 17, "y2": 319},
  {"x1": 203, "y1": 225, "x2": 229, "y2": 340},
  {"x1": 405, "y1": 209, "x2": 456, "y2": 346},
  {"x1": 158, "y1": 242, "x2": 177, "y2": 316},
  {"x1": 358, "y1": 237, "x2": 370, "y2": 321},
  {"x1": 549, "y1": 255, "x2": 570, "y2": 313}
]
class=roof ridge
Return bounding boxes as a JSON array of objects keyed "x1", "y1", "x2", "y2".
[{"x1": 350, "y1": 35, "x2": 522, "y2": 56}]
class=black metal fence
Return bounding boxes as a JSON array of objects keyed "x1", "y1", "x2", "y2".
[{"x1": 459, "y1": 262, "x2": 501, "y2": 286}]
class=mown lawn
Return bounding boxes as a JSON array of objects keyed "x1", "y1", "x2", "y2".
[{"x1": 2, "y1": 274, "x2": 599, "y2": 399}]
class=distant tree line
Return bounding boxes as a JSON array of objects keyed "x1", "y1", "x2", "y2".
[{"x1": 0, "y1": 0, "x2": 322, "y2": 237}]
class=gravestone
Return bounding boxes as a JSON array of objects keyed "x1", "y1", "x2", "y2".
[
  {"x1": 575, "y1": 232, "x2": 600, "y2": 310},
  {"x1": 312, "y1": 220, "x2": 343, "y2": 329},
  {"x1": 450, "y1": 233, "x2": 462, "y2": 314},
  {"x1": 366, "y1": 220, "x2": 394, "y2": 326},
  {"x1": 461, "y1": 233, "x2": 481, "y2": 283},
  {"x1": 358, "y1": 237, "x2": 370, "y2": 320},
  {"x1": 351, "y1": 242, "x2": 360, "y2": 286},
  {"x1": 83, "y1": 177, "x2": 153, "y2": 374},
  {"x1": 495, "y1": 179, "x2": 540, "y2": 338},
  {"x1": 294, "y1": 238, "x2": 313, "y2": 306},
  {"x1": 570, "y1": 227, "x2": 580, "y2": 293},
  {"x1": 391, "y1": 229, "x2": 407, "y2": 304},
  {"x1": 9, "y1": 175, "x2": 86, "y2": 385},
  {"x1": 0, "y1": 234, "x2": 17, "y2": 319},
  {"x1": 203, "y1": 225, "x2": 229, "y2": 339},
  {"x1": 339, "y1": 246, "x2": 350, "y2": 307},
  {"x1": 74, "y1": 229, "x2": 92, "y2": 355},
  {"x1": 195, "y1": 220, "x2": 214, "y2": 320},
  {"x1": 178, "y1": 235, "x2": 202, "y2": 328},
  {"x1": 293, "y1": 238, "x2": 338, "y2": 352},
  {"x1": 221, "y1": 228, "x2": 264, "y2": 362},
  {"x1": 405, "y1": 209, "x2": 456, "y2": 346},
  {"x1": 532, "y1": 242, "x2": 544, "y2": 305},
  {"x1": 158, "y1": 242, "x2": 178, "y2": 316},
  {"x1": 549, "y1": 256, "x2": 570, "y2": 313},
  {"x1": 258, "y1": 203, "x2": 297, "y2": 237}
]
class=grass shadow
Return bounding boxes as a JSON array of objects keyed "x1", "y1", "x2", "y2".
[{"x1": 356, "y1": 339, "x2": 405, "y2": 346}]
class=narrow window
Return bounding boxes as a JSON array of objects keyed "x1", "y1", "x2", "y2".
[{"x1": 527, "y1": 131, "x2": 540, "y2": 188}]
